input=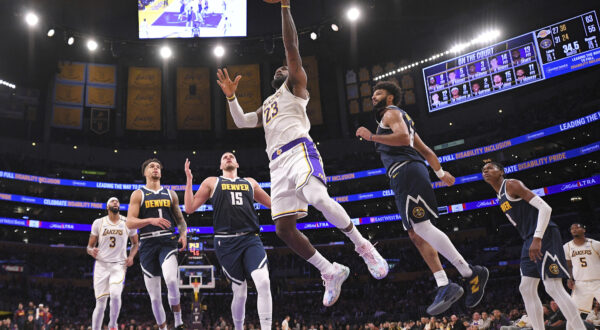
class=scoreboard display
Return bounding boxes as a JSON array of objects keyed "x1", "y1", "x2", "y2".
[{"x1": 423, "y1": 11, "x2": 600, "y2": 112}]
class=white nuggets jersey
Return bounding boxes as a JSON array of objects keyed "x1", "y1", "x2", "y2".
[
  {"x1": 262, "y1": 82, "x2": 310, "y2": 157},
  {"x1": 91, "y1": 216, "x2": 137, "y2": 263},
  {"x1": 563, "y1": 239, "x2": 600, "y2": 281}
]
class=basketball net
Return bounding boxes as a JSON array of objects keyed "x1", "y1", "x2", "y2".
[{"x1": 192, "y1": 278, "x2": 201, "y2": 302}]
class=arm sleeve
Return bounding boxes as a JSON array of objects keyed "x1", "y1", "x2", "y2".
[
  {"x1": 228, "y1": 98, "x2": 258, "y2": 128},
  {"x1": 528, "y1": 195, "x2": 552, "y2": 239},
  {"x1": 563, "y1": 243, "x2": 571, "y2": 260},
  {"x1": 91, "y1": 219, "x2": 100, "y2": 236}
]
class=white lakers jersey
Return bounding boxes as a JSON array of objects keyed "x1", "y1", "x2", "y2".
[
  {"x1": 262, "y1": 81, "x2": 311, "y2": 157},
  {"x1": 563, "y1": 239, "x2": 600, "y2": 281},
  {"x1": 91, "y1": 216, "x2": 137, "y2": 263}
]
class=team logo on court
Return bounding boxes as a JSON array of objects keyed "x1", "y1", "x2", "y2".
[
  {"x1": 549, "y1": 263, "x2": 560, "y2": 275},
  {"x1": 412, "y1": 206, "x2": 425, "y2": 218}
]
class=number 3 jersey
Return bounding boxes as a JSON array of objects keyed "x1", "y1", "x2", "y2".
[
  {"x1": 91, "y1": 215, "x2": 137, "y2": 263},
  {"x1": 262, "y1": 81, "x2": 311, "y2": 158},
  {"x1": 211, "y1": 177, "x2": 259, "y2": 234},
  {"x1": 563, "y1": 238, "x2": 600, "y2": 281}
]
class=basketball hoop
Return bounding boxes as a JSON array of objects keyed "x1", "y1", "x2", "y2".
[{"x1": 192, "y1": 279, "x2": 201, "y2": 302}]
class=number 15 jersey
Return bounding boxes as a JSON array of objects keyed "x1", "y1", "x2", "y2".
[
  {"x1": 262, "y1": 82, "x2": 311, "y2": 158},
  {"x1": 211, "y1": 177, "x2": 259, "y2": 234}
]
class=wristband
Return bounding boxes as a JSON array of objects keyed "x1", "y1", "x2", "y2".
[
  {"x1": 369, "y1": 134, "x2": 373, "y2": 141},
  {"x1": 87, "y1": 246, "x2": 94, "y2": 253},
  {"x1": 435, "y1": 168, "x2": 445, "y2": 178},
  {"x1": 226, "y1": 94, "x2": 236, "y2": 101}
]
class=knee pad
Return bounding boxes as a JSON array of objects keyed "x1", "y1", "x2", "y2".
[
  {"x1": 232, "y1": 281, "x2": 248, "y2": 301},
  {"x1": 96, "y1": 296, "x2": 108, "y2": 310},
  {"x1": 519, "y1": 277, "x2": 539, "y2": 296},
  {"x1": 251, "y1": 268, "x2": 271, "y2": 294}
]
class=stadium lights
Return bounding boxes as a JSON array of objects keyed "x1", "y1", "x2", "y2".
[
  {"x1": 310, "y1": 32, "x2": 318, "y2": 40},
  {"x1": 25, "y1": 12, "x2": 39, "y2": 27},
  {"x1": 347, "y1": 7, "x2": 360, "y2": 21},
  {"x1": 86, "y1": 39, "x2": 98, "y2": 51},
  {"x1": 373, "y1": 29, "x2": 500, "y2": 81},
  {"x1": 47, "y1": 29, "x2": 55, "y2": 37},
  {"x1": 67, "y1": 36, "x2": 75, "y2": 45},
  {"x1": 160, "y1": 46, "x2": 172, "y2": 59},
  {"x1": 331, "y1": 24, "x2": 339, "y2": 32},
  {"x1": 0, "y1": 79, "x2": 16, "y2": 89},
  {"x1": 213, "y1": 45, "x2": 225, "y2": 58}
]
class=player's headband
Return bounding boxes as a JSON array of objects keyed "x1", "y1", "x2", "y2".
[{"x1": 107, "y1": 197, "x2": 119, "y2": 204}]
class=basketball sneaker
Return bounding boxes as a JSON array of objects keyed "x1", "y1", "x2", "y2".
[
  {"x1": 355, "y1": 241, "x2": 389, "y2": 279},
  {"x1": 464, "y1": 265, "x2": 489, "y2": 308},
  {"x1": 426, "y1": 282, "x2": 464, "y2": 315},
  {"x1": 321, "y1": 262, "x2": 350, "y2": 306},
  {"x1": 175, "y1": 324, "x2": 186, "y2": 330}
]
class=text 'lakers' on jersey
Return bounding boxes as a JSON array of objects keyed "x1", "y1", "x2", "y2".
[
  {"x1": 262, "y1": 82, "x2": 311, "y2": 158},
  {"x1": 497, "y1": 179, "x2": 557, "y2": 240},
  {"x1": 91, "y1": 216, "x2": 136, "y2": 263},
  {"x1": 374, "y1": 106, "x2": 424, "y2": 172},
  {"x1": 211, "y1": 177, "x2": 259, "y2": 234},
  {"x1": 564, "y1": 239, "x2": 600, "y2": 281},
  {"x1": 138, "y1": 186, "x2": 176, "y2": 235}
]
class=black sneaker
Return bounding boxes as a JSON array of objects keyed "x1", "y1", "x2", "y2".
[
  {"x1": 426, "y1": 282, "x2": 464, "y2": 315},
  {"x1": 175, "y1": 324, "x2": 186, "y2": 330},
  {"x1": 464, "y1": 265, "x2": 489, "y2": 308}
]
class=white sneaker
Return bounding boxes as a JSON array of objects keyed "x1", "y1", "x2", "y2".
[
  {"x1": 321, "y1": 262, "x2": 350, "y2": 306},
  {"x1": 356, "y1": 241, "x2": 389, "y2": 279}
]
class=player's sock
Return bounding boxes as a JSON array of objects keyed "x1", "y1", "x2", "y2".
[
  {"x1": 173, "y1": 311, "x2": 183, "y2": 327},
  {"x1": 519, "y1": 276, "x2": 544, "y2": 330},
  {"x1": 231, "y1": 281, "x2": 247, "y2": 330},
  {"x1": 307, "y1": 250, "x2": 336, "y2": 275},
  {"x1": 342, "y1": 225, "x2": 369, "y2": 247},
  {"x1": 412, "y1": 220, "x2": 473, "y2": 277},
  {"x1": 544, "y1": 278, "x2": 587, "y2": 330},
  {"x1": 92, "y1": 296, "x2": 108, "y2": 330},
  {"x1": 251, "y1": 267, "x2": 273, "y2": 330},
  {"x1": 433, "y1": 270, "x2": 449, "y2": 287}
]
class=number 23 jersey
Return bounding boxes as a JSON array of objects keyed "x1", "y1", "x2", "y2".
[
  {"x1": 262, "y1": 81, "x2": 311, "y2": 158},
  {"x1": 91, "y1": 215, "x2": 137, "y2": 263}
]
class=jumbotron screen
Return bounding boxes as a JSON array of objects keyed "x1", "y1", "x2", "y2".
[
  {"x1": 423, "y1": 11, "x2": 600, "y2": 112},
  {"x1": 138, "y1": 0, "x2": 247, "y2": 39}
]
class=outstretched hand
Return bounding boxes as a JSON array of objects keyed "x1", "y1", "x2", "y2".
[
  {"x1": 185, "y1": 158, "x2": 193, "y2": 183},
  {"x1": 216, "y1": 68, "x2": 241, "y2": 99}
]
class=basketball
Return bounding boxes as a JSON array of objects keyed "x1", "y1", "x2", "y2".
[{"x1": 263, "y1": 0, "x2": 282, "y2": 3}]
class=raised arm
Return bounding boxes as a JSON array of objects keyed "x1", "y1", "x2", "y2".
[
  {"x1": 216, "y1": 68, "x2": 263, "y2": 128},
  {"x1": 280, "y1": 0, "x2": 307, "y2": 95},
  {"x1": 126, "y1": 190, "x2": 171, "y2": 230},
  {"x1": 505, "y1": 179, "x2": 551, "y2": 261},
  {"x1": 246, "y1": 177, "x2": 271, "y2": 209},
  {"x1": 169, "y1": 190, "x2": 188, "y2": 251},
  {"x1": 184, "y1": 161, "x2": 218, "y2": 214}
]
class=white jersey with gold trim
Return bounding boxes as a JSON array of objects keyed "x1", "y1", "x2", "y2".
[
  {"x1": 91, "y1": 216, "x2": 137, "y2": 263},
  {"x1": 262, "y1": 81, "x2": 311, "y2": 158},
  {"x1": 563, "y1": 238, "x2": 600, "y2": 281}
]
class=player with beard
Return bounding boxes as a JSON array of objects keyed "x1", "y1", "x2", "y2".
[
  {"x1": 127, "y1": 158, "x2": 187, "y2": 330},
  {"x1": 356, "y1": 81, "x2": 489, "y2": 315},
  {"x1": 184, "y1": 152, "x2": 273, "y2": 329},
  {"x1": 88, "y1": 197, "x2": 139, "y2": 330},
  {"x1": 216, "y1": 0, "x2": 388, "y2": 307}
]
